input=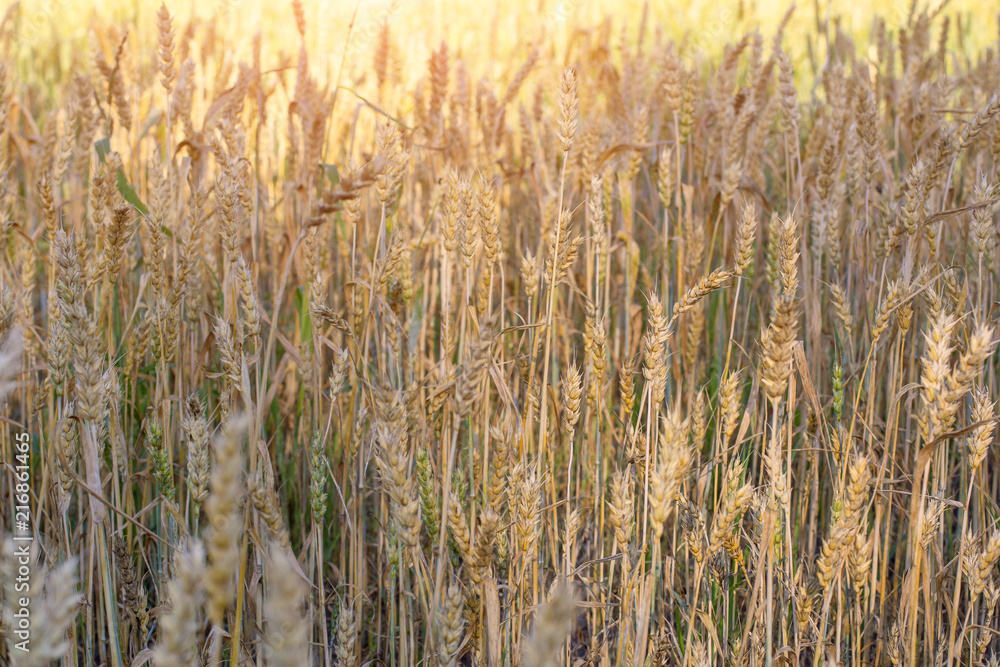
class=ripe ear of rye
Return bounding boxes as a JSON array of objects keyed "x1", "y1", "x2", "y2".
[{"x1": 3, "y1": 4, "x2": 1000, "y2": 667}]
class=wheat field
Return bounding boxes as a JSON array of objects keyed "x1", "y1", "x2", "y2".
[{"x1": 2, "y1": 0, "x2": 1000, "y2": 665}]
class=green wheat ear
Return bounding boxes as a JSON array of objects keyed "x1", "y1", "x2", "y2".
[
  {"x1": 147, "y1": 414, "x2": 175, "y2": 501},
  {"x1": 832, "y1": 362, "x2": 845, "y2": 422},
  {"x1": 415, "y1": 448, "x2": 439, "y2": 543},
  {"x1": 310, "y1": 429, "x2": 329, "y2": 522}
]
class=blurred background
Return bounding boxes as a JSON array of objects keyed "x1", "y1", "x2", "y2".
[{"x1": 4, "y1": 0, "x2": 999, "y2": 93}]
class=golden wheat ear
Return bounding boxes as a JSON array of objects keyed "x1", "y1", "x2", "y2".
[
  {"x1": 521, "y1": 582, "x2": 578, "y2": 667},
  {"x1": 2, "y1": 540, "x2": 82, "y2": 664},
  {"x1": 0, "y1": 326, "x2": 23, "y2": 402},
  {"x1": 262, "y1": 543, "x2": 310, "y2": 667},
  {"x1": 152, "y1": 541, "x2": 206, "y2": 667}
]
